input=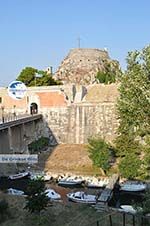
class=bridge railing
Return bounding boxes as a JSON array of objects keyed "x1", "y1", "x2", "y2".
[{"x1": 0, "y1": 113, "x2": 32, "y2": 124}]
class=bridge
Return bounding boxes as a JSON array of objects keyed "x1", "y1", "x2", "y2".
[
  {"x1": 0, "y1": 113, "x2": 38, "y2": 125},
  {"x1": 0, "y1": 114, "x2": 43, "y2": 154},
  {"x1": 0, "y1": 114, "x2": 42, "y2": 130}
]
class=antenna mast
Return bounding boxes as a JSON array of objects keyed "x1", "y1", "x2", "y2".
[{"x1": 78, "y1": 37, "x2": 81, "y2": 48}]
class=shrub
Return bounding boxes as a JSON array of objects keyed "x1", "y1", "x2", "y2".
[
  {"x1": 28, "y1": 137, "x2": 49, "y2": 153},
  {"x1": 25, "y1": 178, "x2": 49, "y2": 214},
  {"x1": 87, "y1": 137, "x2": 114, "y2": 174}
]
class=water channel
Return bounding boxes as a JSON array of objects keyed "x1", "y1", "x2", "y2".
[{"x1": 0, "y1": 177, "x2": 145, "y2": 207}]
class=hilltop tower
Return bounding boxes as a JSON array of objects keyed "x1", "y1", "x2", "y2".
[{"x1": 54, "y1": 48, "x2": 119, "y2": 85}]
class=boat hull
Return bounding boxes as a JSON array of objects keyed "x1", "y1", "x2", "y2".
[
  {"x1": 120, "y1": 181, "x2": 147, "y2": 192},
  {"x1": 67, "y1": 192, "x2": 96, "y2": 204},
  {"x1": 120, "y1": 188, "x2": 146, "y2": 192},
  {"x1": 9, "y1": 172, "x2": 30, "y2": 180},
  {"x1": 58, "y1": 180, "x2": 83, "y2": 187}
]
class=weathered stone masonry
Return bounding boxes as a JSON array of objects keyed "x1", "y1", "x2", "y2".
[{"x1": 42, "y1": 103, "x2": 118, "y2": 144}]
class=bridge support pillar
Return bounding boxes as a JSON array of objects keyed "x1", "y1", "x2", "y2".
[{"x1": 8, "y1": 127, "x2": 13, "y2": 151}]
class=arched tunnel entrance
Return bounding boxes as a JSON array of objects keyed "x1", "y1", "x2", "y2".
[{"x1": 30, "y1": 103, "x2": 38, "y2": 114}]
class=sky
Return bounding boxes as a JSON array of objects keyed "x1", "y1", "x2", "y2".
[{"x1": 0, "y1": 0, "x2": 150, "y2": 86}]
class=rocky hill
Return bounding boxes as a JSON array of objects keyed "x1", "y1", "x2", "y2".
[{"x1": 54, "y1": 48, "x2": 119, "y2": 85}]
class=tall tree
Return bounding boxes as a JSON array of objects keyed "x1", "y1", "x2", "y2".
[
  {"x1": 119, "y1": 153, "x2": 141, "y2": 179},
  {"x1": 116, "y1": 45, "x2": 150, "y2": 178}
]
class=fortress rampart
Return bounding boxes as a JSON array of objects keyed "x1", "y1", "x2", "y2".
[{"x1": 0, "y1": 83, "x2": 119, "y2": 143}]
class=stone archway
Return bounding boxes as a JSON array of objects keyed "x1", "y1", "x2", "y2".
[{"x1": 30, "y1": 103, "x2": 38, "y2": 115}]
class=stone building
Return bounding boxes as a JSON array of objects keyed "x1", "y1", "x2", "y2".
[{"x1": 54, "y1": 48, "x2": 119, "y2": 85}]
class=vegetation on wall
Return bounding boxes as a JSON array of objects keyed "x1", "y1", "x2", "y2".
[
  {"x1": 16, "y1": 67, "x2": 62, "y2": 86},
  {"x1": 96, "y1": 59, "x2": 122, "y2": 84},
  {"x1": 28, "y1": 137, "x2": 49, "y2": 153},
  {"x1": 115, "y1": 45, "x2": 150, "y2": 179}
]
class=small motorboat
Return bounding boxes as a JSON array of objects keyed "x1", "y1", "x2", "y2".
[
  {"x1": 120, "y1": 180, "x2": 147, "y2": 192},
  {"x1": 8, "y1": 171, "x2": 30, "y2": 180},
  {"x1": 58, "y1": 176, "x2": 84, "y2": 186},
  {"x1": 120, "y1": 205, "x2": 143, "y2": 214},
  {"x1": 7, "y1": 188, "x2": 25, "y2": 196},
  {"x1": 45, "y1": 189, "x2": 61, "y2": 201},
  {"x1": 67, "y1": 191, "x2": 97, "y2": 204},
  {"x1": 86, "y1": 178, "x2": 109, "y2": 188}
]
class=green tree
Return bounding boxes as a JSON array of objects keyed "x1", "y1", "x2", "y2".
[
  {"x1": 142, "y1": 136, "x2": 150, "y2": 178},
  {"x1": 119, "y1": 153, "x2": 141, "y2": 179},
  {"x1": 115, "y1": 45, "x2": 150, "y2": 179},
  {"x1": 25, "y1": 178, "x2": 49, "y2": 214},
  {"x1": 16, "y1": 68, "x2": 62, "y2": 86},
  {"x1": 34, "y1": 70, "x2": 62, "y2": 86},
  {"x1": 115, "y1": 134, "x2": 141, "y2": 157},
  {"x1": 142, "y1": 189, "x2": 150, "y2": 214},
  {"x1": 17, "y1": 67, "x2": 37, "y2": 86},
  {"x1": 87, "y1": 137, "x2": 113, "y2": 175},
  {"x1": 116, "y1": 47, "x2": 150, "y2": 138}
]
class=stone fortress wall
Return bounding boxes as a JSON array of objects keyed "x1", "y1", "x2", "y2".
[
  {"x1": 0, "y1": 83, "x2": 119, "y2": 144},
  {"x1": 0, "y1": 48, "x2": 120, "y2": 144}
]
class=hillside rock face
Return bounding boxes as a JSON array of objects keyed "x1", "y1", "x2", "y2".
[{"x1": 54, "y1": 48, "x2": 119, "y2": 85}]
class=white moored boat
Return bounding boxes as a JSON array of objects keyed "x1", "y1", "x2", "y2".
[
  {"x1": 87, "y1": 178, "x2": 109, "y2": 188},
  {"x1": 45, "y1": 189, "x2": 61, "y2": 201},
  {"x1": 7, "y1": 188, "x2": 25, "y2": 196},
  {"x1": 120, "y1": 181, "x2": 147, "y2": 192},
  {"x1": 67, "y1": 191, "x2": 97, "y2": 204},
  {"x1": 119, "y1": 205, "x2": 143, "y2": 214},
  {"x1": 8, "y1": 172, "x2": 30, "y2": 180},
  {"x1": 58, "y1": 176, "x2": 84, "y2": 186}
]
